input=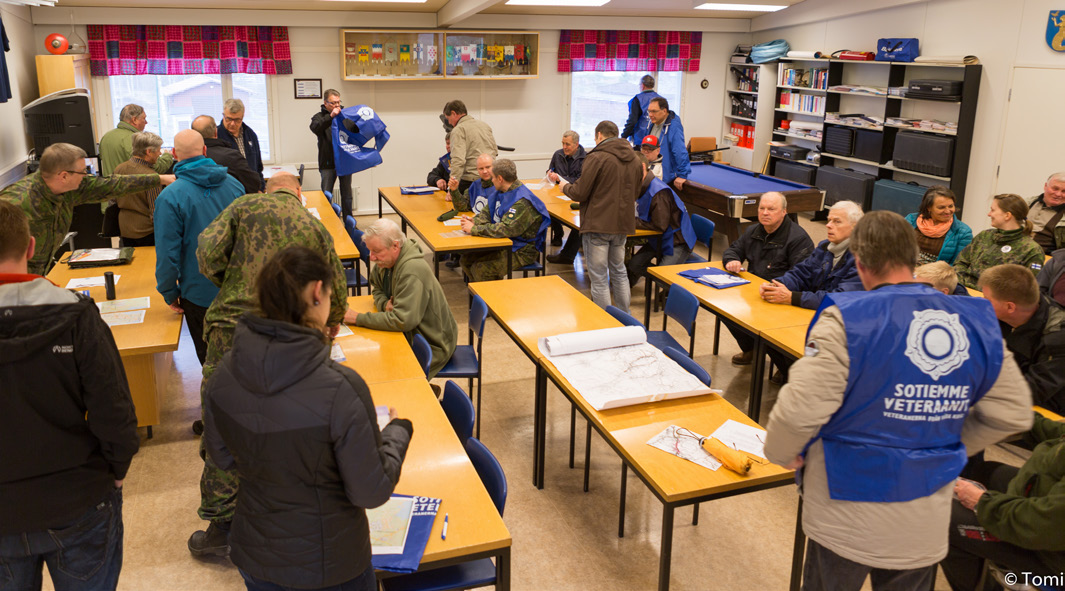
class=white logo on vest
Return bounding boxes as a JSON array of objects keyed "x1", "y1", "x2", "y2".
[
  {"x1": 904, "y1": 310, "x2": 970, "y2": 380},
  {"x1": 357, "y1": 106, "x2": 376, "y2": 121}
]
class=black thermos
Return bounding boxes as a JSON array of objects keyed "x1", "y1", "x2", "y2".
[{"x1": 104, "y1": 271, "x2": 116, "y2": 300}]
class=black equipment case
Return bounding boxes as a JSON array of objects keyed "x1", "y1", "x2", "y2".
[
  {"x1": 769, "y1": 144, "x2": 810, "y2": 161},
  {"x1": 893, "y1": 132, "x2": 954, "y2": 177},
  {"x1": 854, "y1": 129, "x2": 892, "y2": 163},
  {"x1": 773, "y1": 160, "x2": 816, "y2": 185},
  {"x1": 823, "y1": 126, "x2": 854, "y2": 156},
  {"x1": 816, "y1": 166, "x2": 876, "y2": 209},
  {"x1": 906, "y1": 79, "x2": 963, "y2": 100},
  {"x1": 871, "y1": 179, "x2": 928, "y2": 216}
]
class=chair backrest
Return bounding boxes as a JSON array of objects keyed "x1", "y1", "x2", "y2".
[
  {"x1": 687, "y1": 136, "x2": 718, "y2": 153},
  {"x1": 441, "y1": 380, "x2": 475, "y2": 444},
  {"x1": 465, "y1": 437, "x2": 507, "y2": 516},
  {"x1": 344, "y1": 215, "x2": 357, "y2": 241},
  {"x1": 663, "y1": 346, "x2": 711, "y2": 387},
  {"x1": 664, "y1": 284, "x2": 699, "y2": 337},
  {"x1": 606, "y1": 305, "x2": 646, "y2": 329},
  {"x1": 411, "y1": 333, "x2": 432, "y2": 378},
  {"x1": 330, "y1": 202, "x2": 342, "y2": 218},
  {"x1": 690, "y1": 214, "x2": 715, "y2": 259},
  {"x1": 469, "y1": 295, "x2": 489, "y2": 343},
  {"x1": 351, "y1": 228, "x2": 370, "y2": 261}
]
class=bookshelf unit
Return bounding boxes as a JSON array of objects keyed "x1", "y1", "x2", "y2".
[
  {"x1": 721, "y1": 61, "x2": 776, "y2": 171},
  {"x1": 765, "y1": 57, "x2": 981, "y2": 210}
]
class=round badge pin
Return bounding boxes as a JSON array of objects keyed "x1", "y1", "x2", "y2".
[{"x1": 1001, "y1": 245, "x2": 1012, "y2": 253}]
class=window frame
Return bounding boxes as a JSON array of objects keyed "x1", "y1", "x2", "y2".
[{"x1": 567, "y1": 70, "x2": 684, "y2": 149}]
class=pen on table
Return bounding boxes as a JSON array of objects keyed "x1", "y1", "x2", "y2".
[{"x1": 441, "y1": 513, "x2": 449, "y2": 540}]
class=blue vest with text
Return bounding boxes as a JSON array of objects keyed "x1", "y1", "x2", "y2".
[
  {"x1": 809, "y1": 284, "x2": 1003, "y2": 502},
  {"x1": 485, "y1": 184, "x2": 551, "y2": 253},
  {"x1": 633, "y1": 91, "x2": 663, "y2": 145},
  {"x1": 332, "y1": 104, "x2": 390, "y2": 176},
  {"x1": 467, "y1": 180, "x2": 495, "y2": 215},
  {"x1": 438, "y1": 153, "x2": 450, "y2": 177},
  {"x1": 636, "y1": 177, "x2": 696, "y2": 257}
]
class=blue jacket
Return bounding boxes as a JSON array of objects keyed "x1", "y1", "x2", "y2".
[
  {"x1": 656, "y1": 111, "x2": 691, "y2": 184},
  {"x1": 623, "y1": 90, "x2": 662, "y2": 144},
  {"x1": 154, "y1": 156, "x2": 246, "y2": 308},
  {"x1": 778, "y1": 240, "x2": 863, "y2": 309},
  {"x1": 904, "y1": 213, "x2": 973, "y2": 265},
  {"x1": 217, "y1": 122, "x2": 264, "y2": 191}
]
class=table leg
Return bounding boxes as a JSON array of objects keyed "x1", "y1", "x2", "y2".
[
  {"x1": 748, "y1": 335, "x2": 768, "y2": 423},
  {"x1": 533, "y1": 365, "x2": 543, "y2": 488},
  {"x1": 569, "y1": 405, "x2": 576, "y2": 469},
  {"x1": 536, "y1": 365, "x2": 548, "y2": 490},
  {"x1": 790, "y1": 496, "x2": 805, "y2": 591},
  {"x1": 496, "y1": 546, "x2": 511, "y2": 591},
  {"x1": 658, "y1": 504, "x2": 675, "y2": 591},
  {"x1": 378, "y1": 192, "x2": 382, "y2": 218},
  {"x1": 355, "y1": 259, "x2": 362, "y2": 296},
  {"x1": 434, "y1": 254, "x2": 440, "y2": 280},
  {"x1": 643, "y1": 275, "x2": 654, "y2": 327},
  {"x1": 618, "y1": 463, "x2": 627, "y2": 538},
  {"x1": 506, "y1": 249, "x2": 512, "y2": 280}
]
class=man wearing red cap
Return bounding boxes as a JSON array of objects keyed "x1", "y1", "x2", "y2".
[{"x1": 640, "y1": 135, "x2": 664, "y2": 180}]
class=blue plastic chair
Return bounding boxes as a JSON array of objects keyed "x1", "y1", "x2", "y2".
[
  {"x1": 436, "y1": 295, "x2": 489, "y2": 438},
  {"x1": 685, "y1": 214, "x2": 716, "y2": 263},
  {"x1": 606, "y1": 305, "x2": 645, "y2": 329},
  {"x1": 440, "y1": 381, "x2": 475, "y2": 445},
  {"x1": 663, "y1": 346, "x2": 711, "y2": 387},
  {"x1": 342, "y1": 217, "x2": 370, "y2": 295},
  {"x1": 411, "y1": 333, "x2": 432, "y2": 379},
  {"x1": 647, "y1": 284, "x2": 699, "y2": 358},
  {"x1": 516, "y1": 245, "x2": 545, "y2": 277},
  {"x1": 381, "y1": 437, "x2": 507, "y2": 591}
]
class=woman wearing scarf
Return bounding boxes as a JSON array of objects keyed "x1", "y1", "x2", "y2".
[{"x1": 905, "y1": 186, "x2": 973, "y2": 265}]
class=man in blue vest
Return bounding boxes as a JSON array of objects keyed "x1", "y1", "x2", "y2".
[
  {"x1": 426, "y1": 133, "x2": 451, "y2": 191},
  {"x1": 626, "y1": 153, "x2": 696, "y2": 288},
  {"x1": 764, "y1": 210, "x2": 1033, "y2": 591},
  {"x1": 622, "y1": 74, "x2": 662, "y2": 146},
  {"x1": 645, "y1": 97, "x2": 691, "y2": 192},
  {"x1": 459, "y1": 158, "x2": 550, "y2": 282}
]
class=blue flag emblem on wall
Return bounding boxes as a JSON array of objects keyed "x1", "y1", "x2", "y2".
[{"x1": 1048, "y1": 11, "x2": 1065, "y2": 52}]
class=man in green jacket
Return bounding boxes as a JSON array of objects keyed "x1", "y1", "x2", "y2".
[
  {"x1": 346, "y1": 218, "x2": 457, "y2": 378},
  {"x1": 98, "y1": 104, "x2": 174, "y2": 176},
  {"x1": 0, "y1": 142, "x2": 174, "y2": 275}
]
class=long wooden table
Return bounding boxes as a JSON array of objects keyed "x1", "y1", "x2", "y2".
[
  {"x1": 46, "y1": 248, "x2": 183, "y2": 437},
  {"x1": 377, "y1": 186, "x2": 513, "y2": 279},
  {"x1": 644, "y1": 263, "x2": 814, "y2": 422},
  {"x1": 470, "y1": 275, "x2": 796, "y2": 591},
  {"x1": 337, "y1": 296, "x2": 426, "y2": 384},
  {"x1": 304, "y1": 190, "x2": 364, "y2": 294},
  {"x1": 370, "y1": 379, "x2": 511, "y2": 589},
  {"x1": 527, "y1": 181, "x2": 660, "y2": 240}
]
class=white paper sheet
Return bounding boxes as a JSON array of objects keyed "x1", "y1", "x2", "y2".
[
  {"x1": 330, "y1": 343, "x2": 347, "y2": 362},
  {"x1": 710, "y1": 419, "x2": 767, "y2": 459},
  {"x1": 307, "y1": 207, "x2": 322, "y2": 220},
  {"x1": 66, "y1": 275, "x2": 121, "y2": 290},
  {"x1": 537, "y1": 325, "x2": 646, "y2": 357},
  {"x1": 100, "y1": 309, "x2": 145, "y2": 327},
  {"x1": 70, "y1": 248, "x2": 123, "y2": 263},
  {"x1": 442, "y1": 219, "x2": 462, "y2": 226},
  {"x1": 526, "y1": 173, "x2": 556, "y2": 191},
  {"x1": 97, "y1": 297, "x2": 151, "y2": 314},
  {"x1": 647, "y1": 425, "x2": 722, "y2": 471},
  {"x1": 334, "y1": 324, "x2": 354, "y2": 338}
]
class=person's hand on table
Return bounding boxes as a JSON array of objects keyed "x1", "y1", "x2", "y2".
[
  {"x1": 460, "y1": 216, "x2": 474, "y2": 234},
  {"x1": 955, "y1": 479, "x2": 988, "y2": 511},
  {"x1": 673, "y1": 178, "x2": 687, "y2": 191},
  {"x1": 159, "y1": 174, "x2": 177, "y2": 186},
  {"x1": 547, "y1": 171, "x2": 560, "y2": 183},
  {"x1": 384, "y1": 298, "x2": 394, "y2": 312},
  {"x1": 343, "y1": 309, "x2": 359, "y2": 325},
  {"x1": 725, "y1": 260, "x2": 745, "y2": 273},
  {"x1": 436, "y1": 179, "x2": 447, "y2": 191},
  {"x1": 168, "y1": 297, "x2": 184, "y2": 314},
  {"x1": 760, "y1": 280, "x2": 792, "y2": 305}
]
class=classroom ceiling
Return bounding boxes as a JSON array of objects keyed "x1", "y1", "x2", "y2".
[{"x1": 49, "y1": 0, "x2": 804, "y2": 20}]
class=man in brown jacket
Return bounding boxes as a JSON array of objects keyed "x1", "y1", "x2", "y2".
[
  {"x1": 559, "y1": 120, "x2": 642, "y2": 310},
  {"x1": 113, "y1": 131, "x2": 165, "y2": 247}
]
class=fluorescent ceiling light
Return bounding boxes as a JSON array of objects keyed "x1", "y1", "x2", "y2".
[
  {"x1": 694, "y1": 2, "x2": 787, "y2": 11},
  {"x1": 507, "y1": 0, "x2": 611, "y2": 6},
  {"x1": 322, "y1": 0, "x2": 427, "y2": 3}
]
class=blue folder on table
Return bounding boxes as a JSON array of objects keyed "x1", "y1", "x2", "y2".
[
  {"x1": 400, "y1": 186, "x2": 438, "y2": 195},
  {"x1": 678, "y1": 267, "x2": 751, "y2": 289},
  {"x1": 370, "y1": 495, "x2": 441, "y2": 573}
]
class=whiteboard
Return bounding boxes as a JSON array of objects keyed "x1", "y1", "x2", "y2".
[{"x1": 997, "y1": 67, "x2": 1065, "y2": 197}]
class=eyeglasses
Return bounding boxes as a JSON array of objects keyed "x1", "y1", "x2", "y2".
[
  {"x1": 223, "y1": 116, "x2": 244, "y2": 125},
  {"x1": 326, "y1": 100, "x2": 342, "y2": 106},
  {"x1": 646, "y1": 108, "x2": 663, "y2": 114}
]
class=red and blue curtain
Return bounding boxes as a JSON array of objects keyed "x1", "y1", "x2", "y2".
[
  {"x1": 87, "y1": 25, "x2": 292, "y2": 76},
  {"x1": 557, "y1": 30, "x2": 701, "y2": 73}
]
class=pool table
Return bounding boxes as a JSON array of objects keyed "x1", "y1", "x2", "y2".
[{"x1": 678, "y1": 161, "x2": 825, "y2": 244}]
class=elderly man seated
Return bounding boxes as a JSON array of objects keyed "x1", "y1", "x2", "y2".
[
  {"x1": 459, "y1": 158, "x2": 550, "y2": 282},
  {"x1": 344, "y1": 218, "x2": 457, "y2": 378}
]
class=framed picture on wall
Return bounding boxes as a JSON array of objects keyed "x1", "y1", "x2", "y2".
[{"x1": 294, "y1": 79, "x2": 323, "y2": 99}]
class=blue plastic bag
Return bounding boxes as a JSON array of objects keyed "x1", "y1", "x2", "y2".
[
  {"x1": 750, "y1": 39, "x2": 790, "y2": 64},
  {"x1": 332, "y1": 104, "x2": 390, "y2": 176},
  {"x1": 875, "y1": 38, "x2": 919, "y2": 62}
]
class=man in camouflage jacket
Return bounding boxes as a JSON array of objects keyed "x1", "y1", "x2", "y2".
[
  {"x1": 0, "y1": 143, "x2": 172, "y2": 275},
  {"x1": 189, "y1": 172, "x2": 348, "y2": 558}
]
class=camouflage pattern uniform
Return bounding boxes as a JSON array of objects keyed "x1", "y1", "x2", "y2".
[
  {"x1": 194, "y1": 187, "x2": 348, "y2": 524},
  {"x1": 460, "y1": 181, "x2": 545, "y2": 282},
  {"x1": 954, "y1": 228, "x2": 1046, "y2": 289},
  {"x1": 0, "y1": 171, "x2": 161, "y2": 275},
  {"x1": 449, "y1": 179, "x2": 491, "y2": 213}
]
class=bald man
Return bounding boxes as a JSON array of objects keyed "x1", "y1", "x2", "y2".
[
  {"x1": 190, "y1": 169, "x2": 348, "y2": 558},
  {"x1": 191, "y1": 115, "x2": 261, "y2": 195},
  {"x1": 155, "y1": 129, "x2": 248, "y2": 366}
]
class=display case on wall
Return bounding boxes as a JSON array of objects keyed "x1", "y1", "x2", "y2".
[
  {"x1": 443, "y1": 31, "x2": 538, "y2": 79},
  {"x1": 341, "y1": 30, "x2": 445, "y2": 80},
  {"x1": 339, "y1": 30, "x2": 539, "y2": 80}
]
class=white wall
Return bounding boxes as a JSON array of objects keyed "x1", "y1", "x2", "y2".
[
  {"x1": 752, "y1": 0, "x2": 1065, "y2": 232},
  {"x1": 0, "y1": 4, "x2": 38, "y2": 183}
]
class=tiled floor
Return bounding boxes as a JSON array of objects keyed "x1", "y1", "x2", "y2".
[{"x1": 43, "y1": 213, "x2": 997, "y2": 590}]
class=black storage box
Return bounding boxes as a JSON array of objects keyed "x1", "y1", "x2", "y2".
[
  {"x1": 893, "y1": 132, "x2": 954, "y2": 177},
  {"x1": 769, "y1": 144, "x2": 810, "y2": 161},
  {"x1": 907, "y1": 79, "x2": 963, "y2": 96},
  {"x1": 854, "y1": 129, "x2": 892, "y2": 163},
  {"x1": 816, "y1": 166, "x2": 876, "y2": 209},
  {"x1": 823, "y1": 126, "x2": 854, "y2": 156},
  {"x1": 773, "y1": 160, "x2": 816, "y2": 185},
  {"x1": 871, "y1": 179, "x2": 928, "y2": 216}
]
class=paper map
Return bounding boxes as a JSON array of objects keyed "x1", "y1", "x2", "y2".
[
  {"x1": 66, "y1": 275, "x2": 121, "y2": 290},
  {"x1": 711, "y1": 419, "x2": 767, "y2": 459},
  {"x1": 367, "y1": 496, "x2": 414, "y2": 554},
  {"x1": 100, "y1": 309, "x2": 145, "y2": 327},
  {"x1": 648, "y1": 425, "x2": 722, "y2": 471},
  {"x1": 97, "y1": 297, "x2": 150, "y2": 314}
]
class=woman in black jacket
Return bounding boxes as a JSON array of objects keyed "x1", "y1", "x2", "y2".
[{"x1": 204, "y1": 245, "x2": 413, "y2": 591}]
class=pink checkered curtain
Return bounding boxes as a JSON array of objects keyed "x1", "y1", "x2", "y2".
[
  {"x1": 87, "y1": 25, "x2": 293, "y2": 76},
  {"x1": 556, "y1": 30, "x2": 702, "y2": 73}
]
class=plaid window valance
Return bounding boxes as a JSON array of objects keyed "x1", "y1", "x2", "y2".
[
  {"x1": 87, "y1": 25, "x2": 293, "y2": 76},
  {"x1": 557, "y1": 30, "x2": 701, "y2": 73}
]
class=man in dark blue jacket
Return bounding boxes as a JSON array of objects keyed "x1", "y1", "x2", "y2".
[
  {"x1": 645, "y1": 97, "x2": 691, "y2": 192},
  {"x1": 622, "y1": 75, "x2": 662, "y2": 146},
  {"x1": 217, "y1": 98, "x2": 265, "y2": 191},
  {"x1": 547, "y1": 130, "x2": 586, "y2": 249}
]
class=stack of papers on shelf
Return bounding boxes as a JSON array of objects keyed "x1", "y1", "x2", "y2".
[
  {"x1": 828, "y1": 84, "x2": 888, "y2": 96},
  {"x1": 824, "y1": 113, "x2": 884, "y2": 129}
]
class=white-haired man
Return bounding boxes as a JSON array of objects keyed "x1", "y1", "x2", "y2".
[{"x1": 1029, "y1": 172, "x2": 1065, "y2": 254}]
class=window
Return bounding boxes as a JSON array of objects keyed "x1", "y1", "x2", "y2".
[
  {"x1": 107, "y1": 74, "x2": 271, "y2": 161},
  {"x1": 569, "y1": 71, "x2": 682, "y2": 148}
]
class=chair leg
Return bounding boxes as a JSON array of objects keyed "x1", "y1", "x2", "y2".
[
  {"x1": 475, "y1": 377, "x2": 482, "y2": 440},
  {"x1": 583, "y1": 421, "x2": 592, "y2": 493},
  {"x1": 713, "y1": 317, "x2": 722, "y2": 356},
  {"x1": 692, "y1": 503, "x2": 699, "y2": 525},
  {"x1": 569, "y1": 405, "x2": 576, "y2": 469}
]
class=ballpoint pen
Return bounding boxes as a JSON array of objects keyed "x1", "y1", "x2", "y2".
[{"x1": 441, "y1": 513, "x2": 449, "y2": 540}]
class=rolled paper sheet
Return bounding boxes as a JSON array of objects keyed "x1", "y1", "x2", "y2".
[
  {"x1": 913, "y1": 55, "x2": 979, "y2": 65},
  {"x1": 788, "y1": 120, "x2": 822, "y2": 131},
  {"x1": 786, "y1": 51, "x2": 823, "y2": 59},
  {"x1": 702, "y1": 436, "x2": 753, "y2": 475},
  {"x1": 538, "y1": 325, "x2": 647, "y2": 357}
]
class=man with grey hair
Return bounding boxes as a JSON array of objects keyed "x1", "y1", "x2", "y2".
[
  {"x1": 99, "y1": 103, "x2": 174, "y2": 176},
  {"x1": 0, "y1": 142, "x2": 174, "y2": 275},
  {"x1": 546, "y1": 130, "x2": 586, "y2": 248},
  {"x1": 310, "y1": 89, "x2": 354, "y2": 218},
  {"x1": 112, "y1": 131, "x2": 165, "y2": 246},
  {"x1": 217, "y1": 98, "x2": 264, "y2": 191},
  {"x1": 192, "y1": 115, "x2": 261, "y2": 195},
  {"x1": 1028, "y1": 171, "x2": 1065, "y2": 254},
  {"x1": 622, "y1": 74, "x2": 662, "y2": 145},
  {"x1": 759, "y1": 200, "x2": 864, "y2": 383},
  {"x1": 345, "y1": 218, "x2": 457, "y2": 378}
]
